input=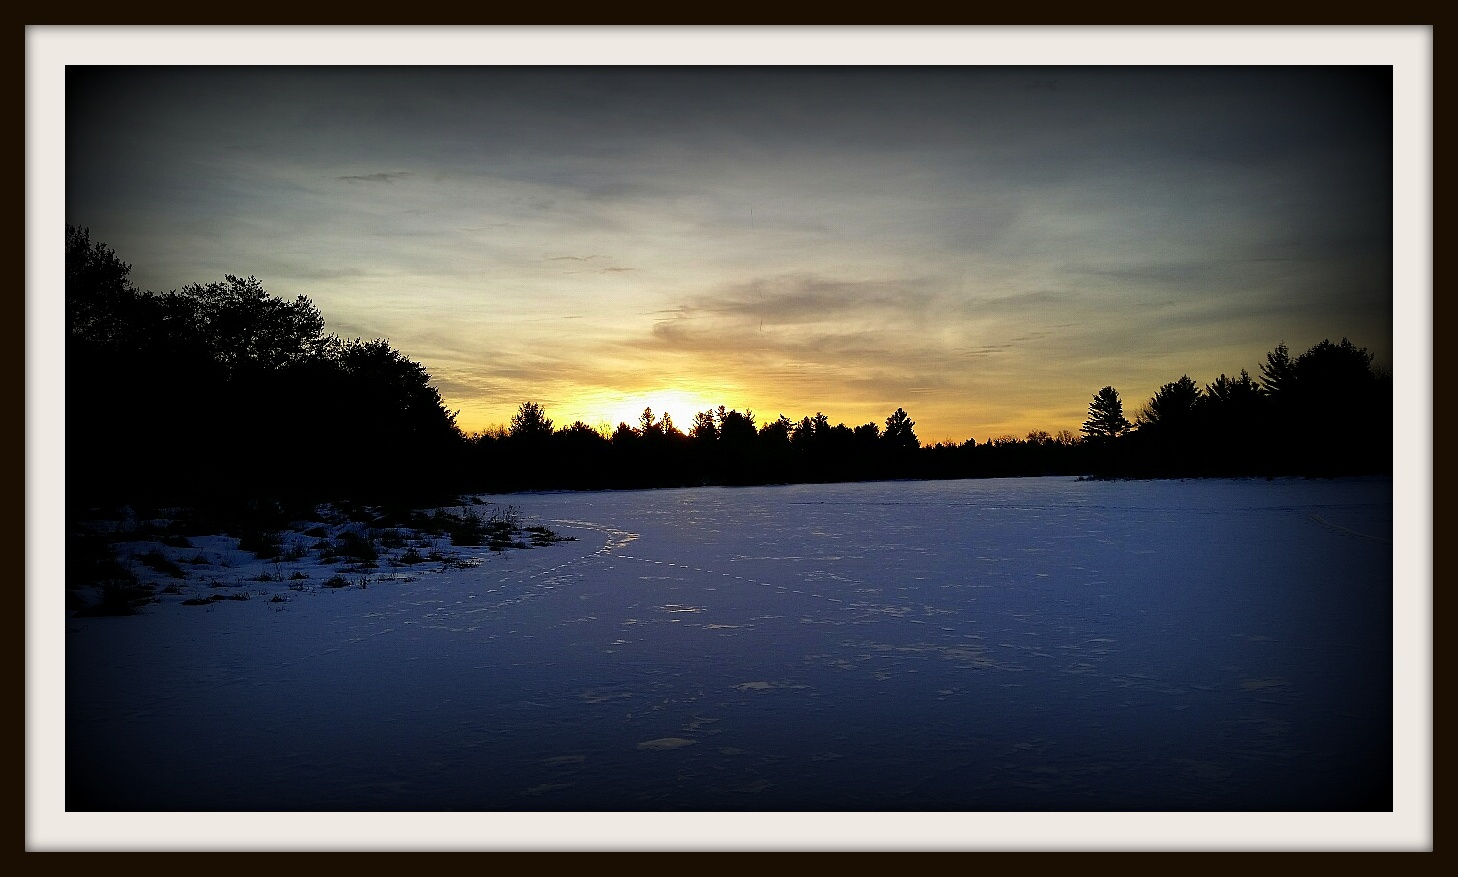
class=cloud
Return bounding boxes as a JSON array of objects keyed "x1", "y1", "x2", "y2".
[
  {"x1": 670, "y1": 273, "x2": 937, "y2": 328},
  {"x1": 335, "y1": 172, "x2": 412, "y2": 184},
  {"x1": 542, "y1": 254, "x2": 633, "y2": 275},
  {"x1": 274, "y1": 265, "x2": 373, "y2": 281}
]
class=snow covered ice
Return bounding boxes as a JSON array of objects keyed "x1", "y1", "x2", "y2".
[{"x1": 64, "y1": 476, "x2": 1393, "y2": 813}]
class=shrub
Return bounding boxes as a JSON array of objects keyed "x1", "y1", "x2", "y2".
[
  {"x1": 379, "y1": 528, "x2": 406, "y2": 549},
  {"x1": 183, "y1": 593, "x2": 250, "y2": 605},
  {"x1": 443, "y1": 508, "x2": 487, "y2": 546},
  {"x1": 136, "y1": 548, "x2": 186, "y2": 579},
  {"x1": 171, "y1": 508, "x2": 223, "y2": 537},
  {"x1": 525, "y1": 525, "x2": 574, "y2": 546},
  {"x1": 75, "y1": 582, "x2": 155, "y2": 616},
  {"x1": 237, "y1": 530, "x2": 283, "y2": 560},
  {"x1": 334, "y1": 530, "x2": 378, "y2": 562}
]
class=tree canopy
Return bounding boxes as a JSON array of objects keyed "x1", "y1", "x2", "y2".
[{"x1": 66, "y1": 226, "x2": 464, "y2": 508}]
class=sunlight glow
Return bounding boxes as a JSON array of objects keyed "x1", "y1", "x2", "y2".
[
  {"x1": 597, "y1": 387, "x2": 734, "y2": 431},
  {"x1": 575, "y1": 388, "x2": 737, "y2": 434}
]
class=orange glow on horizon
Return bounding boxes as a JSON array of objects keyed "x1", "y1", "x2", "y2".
[
  {"x1": 455, "y1": 389, "x2": 1091, "y2": 447},
  {"x1": 554, "y1": 388, "x2": 739, "y2": 435}
]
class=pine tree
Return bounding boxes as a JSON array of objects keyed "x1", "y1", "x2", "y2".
[
  {"x1": 1137, "y1": 375, "x2": 1202, "y2": 430},
  {"x1": 509, "y1": 401, "x2": 554, "y2": 441},
  {"x1": 1259, "y1": 342, "x2": 1295, "y2": 396},
  {"x1": 1081, "y1": 386, "x2": 1131, "y2": 439},
  {"x1": 882, "y1": 408, "x2": 920, "y2": 451}
]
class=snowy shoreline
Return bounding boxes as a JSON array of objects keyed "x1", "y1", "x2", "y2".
[{"x1": 66, "y1": 499, "x2": 580, "y2": 621}]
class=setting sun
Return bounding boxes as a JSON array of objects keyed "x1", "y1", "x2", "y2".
[{"x1": 564, "y1": 388, "x2": 736, "y2": 434}]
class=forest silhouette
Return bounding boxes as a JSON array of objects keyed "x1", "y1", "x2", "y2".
[{"x1": 65, "y1": 226, "x2": 1393, "y2": 513}]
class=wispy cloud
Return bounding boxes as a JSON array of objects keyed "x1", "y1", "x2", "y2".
[{"x1": 335, "y1": 171, "x2": 412, "y2": 184}]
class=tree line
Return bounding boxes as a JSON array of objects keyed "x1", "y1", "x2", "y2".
[
  {"x1": 465, "y1": 402, "x2": 926, "y2": 491},
  {"x1": 1073, "y1": 337, "x2": 1392, "y2": 478},
  {"x1": 66, "y1": 226, "x2": 466, "y2": 512},
  {"x1": 65, "y1": 226, "x2": 1392, "y2": 511},
  {"x1": 467, "y1": 328, "x2": 1391, "y2": 491}
]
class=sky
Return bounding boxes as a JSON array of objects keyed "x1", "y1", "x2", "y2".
[{"x1": 61, "y1": 46, "x2": 1398, "y2": 444}]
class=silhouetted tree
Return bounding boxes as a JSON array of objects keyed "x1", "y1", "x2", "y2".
[
  {"x1": 690, "y1": 409, "x2": 718, "y2": 442},
  {"x1": 558, "y1": 420, "x2": 604, "y2": 440},
  {"x1": 1137, "y1": 375, "x2": 1203, "y2": 431},
  {"x1": 338, "y1": 339, "x2": 457, "y2": 431},
  {"x1": 882, "y1": 408, "x2": 919, "y2": 452},
  {"x1": 1284, "y1": 338, "x2": 1388, "y2": 474},
  {"x1": 509, "y1": 401, "x2": 554, "y2": 441},
  {"x1": 638, "y1": 407, "x2": 662, "y2": 439},
  {"x1": 718, "y1": 408, "x2": 756, "y2": 442},
  {"x1": 321, "y1": 337, "x2": 463, "y2": 496},
  {"x1": 759, "y1": 415, "x2": 794, "y2": 445},
  {"x1": 1127, "y1": 375, "x2": 1206, "y2": 475},
  {"x1": 1204, "y1": 370, "x2": 1262, "y2": 412},
  {"x1": 551, "y1": 421, "x2": 612, "y2": 489},
  {"x1": 67, "y1": 226, "x2": 466, "y2": 506},
  {"x1": 1082, "y1": 386, "x2": 1131, "y2": 440},
  {"x1": 790, "y1": 414, "x2": 822, "y2": 449},
  {"x1": 1291, "y1": 337, "x2": 1380, "y2": 400},
  {"x1": 1259, "y1": 342, "x2": 1296, "y2": 397},
  {"x1": 66, "y1": 225, "x2": 137, "y2": 344},
  {"x1": 171, "y1": 275, "x2": 327, "y2": 375},
  {"x1": 755, "y1": 415, "x2": 795, "y2": 482}
]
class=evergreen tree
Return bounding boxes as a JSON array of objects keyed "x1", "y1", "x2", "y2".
[
  {"x1": 1082, "y1": 386, "x2": 1131, "y2": 439},
  {"x1": 1137, "y1": 375, "x2": 1203, "y2": 431},
  {"x1": 882, "y1": 408, "x2": 919, "y2": 451},
  {"x1": 1259, "y1": 342, "x2": 1295, "y2": 396},
  {"x1": 509, "y1": 401, "x2": 555, "y2": 441},
  {"x1": 690, "y1": 410, "x2": 718, "y2": 442},
  {"x1": 1204, "y1": 370, "x2": 1261, "y2": 409}
]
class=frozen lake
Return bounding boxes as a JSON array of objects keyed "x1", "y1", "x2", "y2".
[{"x1": 65, "y1": 477, "x2": 1393, "y2": 813}]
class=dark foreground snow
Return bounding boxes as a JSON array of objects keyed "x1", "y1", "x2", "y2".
[{"x1": 43, "y1": 477, "x2": 1421, "y2": 848}]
